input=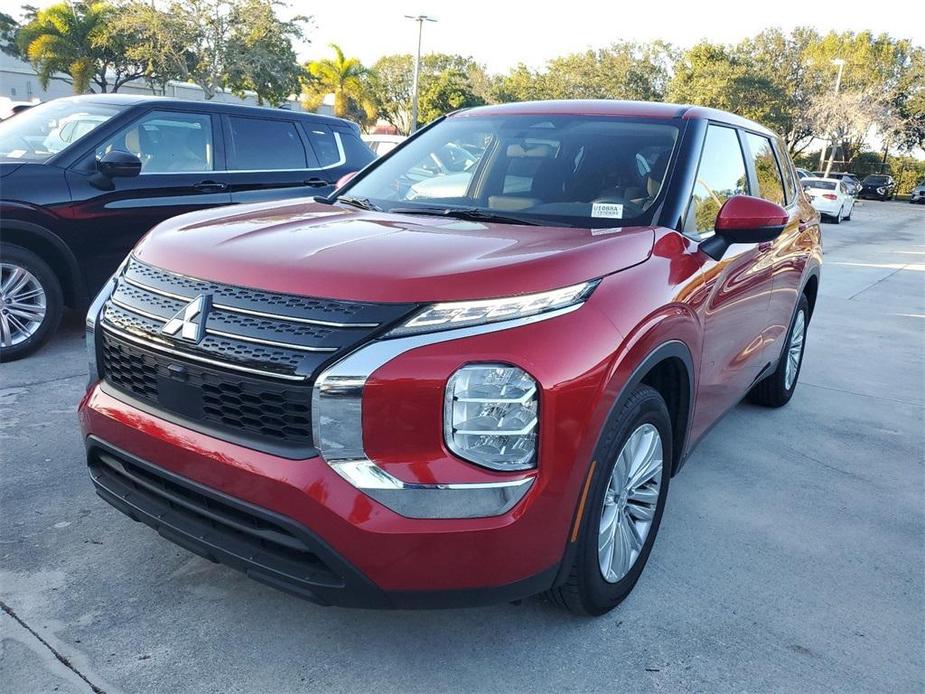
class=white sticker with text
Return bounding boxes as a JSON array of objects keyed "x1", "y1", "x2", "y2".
[{"x1": 591, "y1": 202, "x2": 624, "y2": 219}]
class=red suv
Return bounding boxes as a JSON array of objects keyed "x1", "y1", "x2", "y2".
[{"x1": 79, "y1": 101, "x2": 821, "y2": 615}]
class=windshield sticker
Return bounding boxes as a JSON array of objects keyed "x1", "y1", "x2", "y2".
[{"x1": 591, "y1": 202, "x2": 623, "y2": 219}]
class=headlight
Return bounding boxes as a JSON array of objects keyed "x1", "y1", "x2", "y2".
[
  {"x1": 877, "y1": 187, "x2": 885, "y2": 194},
  {"x1": 444, "y1": 364, "x2": 538, "y2": 471},
  {"x1": 388, "y1": 281, "x2": 597, "y2": 337}
]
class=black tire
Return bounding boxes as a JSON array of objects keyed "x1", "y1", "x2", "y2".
[
  {"x1": 747, "y1": 294, "x2": 810, "y2": 407},
  {"x1": 832, "y1": 207, "x2": 842, "y2": 224},
  {"x1": 0, "y1": 244, "x2": 63, "y2": 362},
  {"x1": 546, "y1": 385, "x2": 672, "y2": 616},
  {"x1": 845, "y1": 205, "x2": 852, "y2": 221}
]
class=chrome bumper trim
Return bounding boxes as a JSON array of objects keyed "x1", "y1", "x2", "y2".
[
  {"x1": 312, "y1": 303, "x2": 583, "y2": 518},
  {"x1": 329, "y1": 459, "x2": 535, "y2": 519}
]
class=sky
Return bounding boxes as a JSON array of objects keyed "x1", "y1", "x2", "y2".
[{"x1": 1, "y1": 0, "x2": 921, "y2": 74}]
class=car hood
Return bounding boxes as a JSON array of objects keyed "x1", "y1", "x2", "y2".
[{"x1": 133, "y1": 199, "x2": 655, "y2": 303}]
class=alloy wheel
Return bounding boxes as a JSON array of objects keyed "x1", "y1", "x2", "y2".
[
  {"x1": 0, "y1": 262, "x2": 47, "y2": 348},
  {"x1": 598, "y1": 423, "x2": 663, "y2": 583},
  {"x1": 784, "y1": 309, "x2": 806, "y2": 390}
]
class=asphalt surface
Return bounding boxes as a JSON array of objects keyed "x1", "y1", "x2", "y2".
[{"x1": 1, "y1": 200, "x2": 923, "y2": 694}]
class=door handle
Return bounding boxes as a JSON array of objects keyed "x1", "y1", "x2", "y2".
[
  {"x1": 193, "y1": 180, "x2": 228, "y2": 193},
  {"x1": 304, "y1": 177, "x2": 330, "y2": 188}
]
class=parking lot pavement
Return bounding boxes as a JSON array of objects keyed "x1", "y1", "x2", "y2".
[{"x1": 1, "y1": 200, "x2": 923, "y2": 694}]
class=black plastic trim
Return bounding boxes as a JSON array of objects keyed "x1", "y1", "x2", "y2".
[
  {"x1": 87, "y1": 436, "x2": 559, "y2": 609},
  {"x1": 86, "y1": 436, "x2": 387, "y2": 607}
]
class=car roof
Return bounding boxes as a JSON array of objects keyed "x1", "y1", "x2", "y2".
[
  {"x1": 52, "y1": 93, "x2": 352, "y2": 128},
  {"x1": 451, "y1": 100, "x2": 778, "y2": 136}
]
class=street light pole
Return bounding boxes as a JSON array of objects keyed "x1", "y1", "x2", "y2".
[
  {"x1": 823, "y1": 58, "x2": 846, "y2": 178},
  {"x1": 404, "y1": 14, "x2": 437, "y2": 134}
]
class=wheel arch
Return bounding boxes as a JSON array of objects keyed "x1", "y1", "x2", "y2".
[
  {"x1": 802, "y1": 271, "x2": 820, "y2": 321},
  {"x1": 551, "y1": 339, "x2": 695, "y2": 591},
  {"x1": 0, "y1": 221, "x2": 85, "y2": 309}
]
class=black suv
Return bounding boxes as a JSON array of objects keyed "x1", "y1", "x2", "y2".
[
  {"x1": 859, "y1": 174, "x2": 896, "y2": 201},
  {"x1": 0, "y1": 95, "x2": 374, "y2": 360}
]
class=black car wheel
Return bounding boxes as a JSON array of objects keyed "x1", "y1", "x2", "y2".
[{"x1": 0, "y1": 244, "x2": 63, "y2": 361}]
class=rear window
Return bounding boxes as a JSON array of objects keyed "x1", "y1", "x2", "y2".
[
  {"x1": 805, "y1": 180, "x2": 837, "y2": 190},
  {"x1": 226, "y1": 116, "x2": 307, "y2": 170}
]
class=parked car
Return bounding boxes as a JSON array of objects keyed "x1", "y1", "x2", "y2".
[
  {"x1": 910, "y1": 180, "x2": 925, "y2": 204},
  {"x1": 795, "y1": 167, "x2": 812, "y2": 180},
  {"x1": 0, "y1": 95, "x2": 374, "y2": 360},
  {"x1": 801, "y1": 177, "x2": 854, "y2": 223},
  {"x1": 362, "y1": 133, "x2": 406, "y2": 157},
  {"x1": 826, "y1": 172, "x2": 861, "y2": 196},
  {"x1": 80, "y1": 100, "x2": 821, "y2": 615},
  {"x1": 859, "y1": 174, "x2": 896, "y2": 200},
  {"x1": 810, "y1": 171, "x2": 861, "y2": 195}
]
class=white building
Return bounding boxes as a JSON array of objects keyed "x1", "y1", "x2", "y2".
[{"x1": 0, "y1": 53, "x2": 305, "y2": 110}]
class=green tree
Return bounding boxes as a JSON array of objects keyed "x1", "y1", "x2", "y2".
[
  {"x1": 542, "y1": 41, "x2": 674, "y2": 101},
  {"x1": 112, "y1": 1, "x2": 199, "y2": 92},
  {"x1": 369, "y1": 53, "x2": 488, "y2": 133},
  {"x1": 224, "y1": 0, "x2": 307, "y2": 105},
  {"x1": 417, "y1": 67, "x2": 485, "y2": 123},
  {"x1": 668, "y1": 41, "x2": 785, "y2": 129},
  {"x1": 733, "y1": 27, "x2": 821, "y2": 153},
  {"x1": 302, "y1": 44, "x2": 376, "y2": 123},
  {"x1": 0, "y1": 11, "x2": 20, "y2": 58},
  {"x1": 17, "y1": 1, "x2": 145, "y2": 93}
]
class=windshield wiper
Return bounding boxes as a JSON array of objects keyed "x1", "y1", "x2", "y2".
[
  {"x1": 389, "y1": 206, "x2": 542, "y2": 226},
  {"x1": 337, "y1": 195, "x2": 382, "y2": 211}
]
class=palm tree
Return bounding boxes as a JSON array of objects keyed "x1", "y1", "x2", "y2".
[
  {"x1": 302, "y1": 44, "x2": 376, "y2": 124},
  {"x1": 17, "y1": 1, "x2": 111, "y2": 94},
  {"x1": 17, "y1": 1, "x2": 143, "y2": 94}
]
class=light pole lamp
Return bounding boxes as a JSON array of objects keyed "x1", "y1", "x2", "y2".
[{"x1": 404, "y1": 14, "x2": 437, "y2": 133}]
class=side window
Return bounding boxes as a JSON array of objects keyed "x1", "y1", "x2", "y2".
[
  {"x1": 227, "y1": 116, "x2": 307, "y2": 170},
  {"x1": 685, "y1": 125, "x2": 748, "y2": 237},
  {"x1": 744, "y1": 132, "x2": 786, "y2": 206},
  {"x1": 305, "y1": 124, "x2": 345, "y2": 168},
  {"x1": 96, "y1": 111, "x2": 213, "y2": 173}
]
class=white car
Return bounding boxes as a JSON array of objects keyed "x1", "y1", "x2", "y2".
[
  {"x1": 361, "y1": 134, "x2": 406, "y2": 157},
  {"x1": 43, "y1": 113, "x2": 110, "y2": 153},
  {"x1": 802, "y1": 177, "x2": 854, "y2": 223}
]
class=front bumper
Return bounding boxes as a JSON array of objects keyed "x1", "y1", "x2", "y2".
[
  {"x1": 79, "y1": 281, "x2": 624, "y2": 606},
  {"x1": 85, "y1": 436, "x2": 555, "y2": 607}
]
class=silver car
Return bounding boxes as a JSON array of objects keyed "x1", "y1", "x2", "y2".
[{"x1": 910, "y1": 180, "x2": 925, "y2": 204}]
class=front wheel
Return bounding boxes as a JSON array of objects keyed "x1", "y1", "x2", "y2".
[
  {"x1": 747, "y1": 294, "x2": 810, "y2": 407},
  {"x1": 546, "y1": 385, "x2": 672, "y2": 616},
  {"x1": 0, "y1": 244, "x2": 63, "y2": 362}
]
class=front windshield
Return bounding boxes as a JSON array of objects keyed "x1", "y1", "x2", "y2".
[
  {"x1": 864, "y1": 175, "x2": 890, "y2": 184},
  {"x1": 344, "y1": 115, "x2": 680, "y2": 228},
  {"x1": 0, "y1": 99, "x2": 123, "y2": 163}
]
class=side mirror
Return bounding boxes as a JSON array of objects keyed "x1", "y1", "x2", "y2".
[
  {"x1": 699, "y1": 195, "x2": 789, "y2": 261},
  {"x1": 97, "y1": 150, "x2": 142, "y2": 178},
  {"x1": 335, "y1": 171, "x2": 358, "y2": 189}
]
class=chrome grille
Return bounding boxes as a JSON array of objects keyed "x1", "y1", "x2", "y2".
[
  {"x1": 102, "y1": 257, "x2": 418, "y2": 379},
  {"x1": 98, "y1": 257, "x2": 419, "y2": 454}
]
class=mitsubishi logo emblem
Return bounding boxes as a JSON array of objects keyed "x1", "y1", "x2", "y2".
[{"x1": 162, "y1": 294, "x2": 211, "y2": 343}]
